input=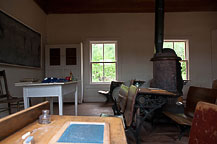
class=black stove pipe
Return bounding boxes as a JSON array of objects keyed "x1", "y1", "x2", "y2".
[{"x1": 154, "y1": 0, "x2": 165, "y2": 54}]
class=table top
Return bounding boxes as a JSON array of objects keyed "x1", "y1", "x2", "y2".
[
  {"x1": 138, "y1": 88, "x2": 177, "y2": 96},
  {"x1": 15, "y1": 81, "x2": 78, "y2": 87},
  {"x1": 1, "y1": 115, "x2": 127, "y2": 144}
]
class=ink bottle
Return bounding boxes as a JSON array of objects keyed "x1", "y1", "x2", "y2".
[{"x1": 39, "y1": 110, "x2": 51, "y2": 124}]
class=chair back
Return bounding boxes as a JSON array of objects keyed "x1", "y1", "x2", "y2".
[
  {"x1": 116, "y1": 84, "x2": 129, "y2": 113},
  {"x1": 124, "y1": 85, "x2": 138, "y2": 127},
  {"x1": 109, "y1": 81, "x2": 123, "y2": 95},
  {"x1": 0, "y1": 70, "x2": 10, "y2": 100},
  {"x1": 185, "y1": 86, "x2": 217, "y2": 117},
  {"x1": 130, "y1": 79, "x2": 145, "y2": 87},
  {"x1": 189, "y1": 101, "x2": 217, "y2": 144},
  {"x1": 212, "y1": 79, "x2": 217, "y2": 89}
]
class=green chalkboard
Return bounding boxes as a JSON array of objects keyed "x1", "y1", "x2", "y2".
[{"x1": 0, "y1": 10, "x2": 41, "y2": 68}]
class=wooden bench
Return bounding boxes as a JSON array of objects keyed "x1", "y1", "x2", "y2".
[
  {"x1": 0, "y1": 101, "x2": 49, "y2": 140},
  {"x1": 163, "y1": 86, "x2": 217, "y2": 138}
]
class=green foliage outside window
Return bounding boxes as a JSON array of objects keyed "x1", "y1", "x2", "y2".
[
  {"x1": 163, "y1": 41, "x2": 188, "y2": 80},
  {"x1": 91, "y1": 43, "x2": 116, "y2": 82}
]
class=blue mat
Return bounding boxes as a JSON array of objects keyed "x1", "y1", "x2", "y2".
[{"x1": 57, "y1": 124, "x2": 104, "y2": 143}]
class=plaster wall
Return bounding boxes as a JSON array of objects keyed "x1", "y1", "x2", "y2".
[
  {"x1": 0, "y1": 0, "x2": 47, "y2": 116},
  {"x1": 47, "y1": 12, "x2": 217, "y2": 101}
]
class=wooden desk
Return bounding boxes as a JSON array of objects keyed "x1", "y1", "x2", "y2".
[
  {"x1": 134, "y1": 88, "x2": 177, "y2": 143},
  {"x1": 15, "y1": 81, "x2": 78, "y2": 116},
  {"x1": 138, "y1": 88, "x2": 176, "y2": 96},
  {"x1": 1, "y1": 115, "x2": 127, "y2": 144}
]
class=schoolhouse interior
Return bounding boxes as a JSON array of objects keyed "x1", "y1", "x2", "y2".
[{"x1": 0, "y1": 0, "x2": 217, "y2": 143}]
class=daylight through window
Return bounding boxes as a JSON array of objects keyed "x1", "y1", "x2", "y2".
[
  {"x1": 90, "y1": 41, "x2": 117, "y2": 83},
  {"x1": 163, "y1": 40, "x2": 189, "y2": 80}
]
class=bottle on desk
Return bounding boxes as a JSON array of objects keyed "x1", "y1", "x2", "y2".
[
  {"x1": 70, "y1": 71, "x2": 73, "y2": 81},
  {"x1": 38, "y1": 110, "x2": 51, "y2": 124}
]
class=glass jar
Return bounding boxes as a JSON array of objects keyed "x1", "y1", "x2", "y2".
[{"x1": 38, "y1": 110, "x2": 51, "y2": 124}]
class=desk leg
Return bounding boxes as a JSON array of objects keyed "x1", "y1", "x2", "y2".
[
  {"x1": 50, "y1": 97, "x2": 53, "y2": 115},
  {"x1": 23, "y1": 87, "x2": 29, "y2": 109},
  {"x1": 75, "y1": 84, "x2": 78, "y2": 116},
  {"x1": 58, "y1": 87, "x2": 63, "y2": 115}
]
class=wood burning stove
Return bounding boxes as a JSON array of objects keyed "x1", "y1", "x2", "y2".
[{"x1": 151, "y1": 0, "x2": 183, "y2": 96}]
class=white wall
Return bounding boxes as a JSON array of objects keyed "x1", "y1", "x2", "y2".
[
  {"x1": 0, "y1": 0, "x2": 47, "y2": 116},
  {"x1": 47, "y1": 12, "x2": 217, "y2": 101}
]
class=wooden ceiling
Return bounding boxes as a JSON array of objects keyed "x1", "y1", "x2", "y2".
[{"x1": 34, "y1": 0, "x2": 217, "y2": 14}]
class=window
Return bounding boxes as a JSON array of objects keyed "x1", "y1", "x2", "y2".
[
  {"x1": 163, "y1": 40, "x2": 189, "y2": 80},
  {"x1": 90, "y1": 41, "x2": 117, "y2": 83}
]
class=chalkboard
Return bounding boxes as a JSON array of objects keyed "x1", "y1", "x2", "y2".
[{"x1": 0, "y1": 10, "x2": 41, "y2": 68}]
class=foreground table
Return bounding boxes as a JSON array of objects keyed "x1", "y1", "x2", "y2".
[
  {"x1": 15, "y1": 81, "x2": 78, "y2": 115},
  {"x1": 1, "y1": 115, "x2": 127, "y2": 144}
]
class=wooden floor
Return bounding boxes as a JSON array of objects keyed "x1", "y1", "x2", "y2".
[{"x1": 53, "y1": 102, "x2": 189, "y2": 144}]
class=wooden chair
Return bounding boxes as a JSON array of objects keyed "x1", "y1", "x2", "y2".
[
  {"x1": 130, "y1": 79, "x2": 145, "y2": 87},
  {"x1": 212, "y1": 79, "x2": 217, "y2": 89},
  {"x1": 124, "y1": 85, "x2": 138, "y2": 127},
  {"x1": 98, "y1": 81, "x2": 124, "y2": 102},
  {"x1": 163, "y1": 86, "x2": 217, "y2": 139},
  {"x1": 0, "y1": 70, "x2": 23, "y2": 114},
  {"x1": 112, "y1": 84, "x2": 129, "y2": 115},
  {"x1": 189, "y1": 101, "x2": 217, "y2": 144},
  {"x1": 100, "y1": 84, "x2": 129, "y2": 128}
]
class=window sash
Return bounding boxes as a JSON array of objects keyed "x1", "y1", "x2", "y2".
[
  {"x1": 91, "y1": 62, "x2": 117, "y2": 83},
  {"x1": 90, "y1": 41, "x2": 117, "y2": 83}
]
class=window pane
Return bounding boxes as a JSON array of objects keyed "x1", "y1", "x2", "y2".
[
  {"x1": 174, "y1": 42, "x2": 185, "y2": 60},
  {"x1": 104, "y1": 44, "x2": 116, "y2": 62},
  {"x1": 104, "y1": 63, "x2": 116, "y2": 82},
  {"x1": 92, "y1": 63, "x2": 103, "y2": 82},
  {"x1": 163, "y1": 42, "x2": 173, "y2": 49},
  {"x1": 92, "y1": 44, "x2": 103, "y2": 62},
  {"x1": 181, "y1": 61, "x2": 187, "y2": 80}
]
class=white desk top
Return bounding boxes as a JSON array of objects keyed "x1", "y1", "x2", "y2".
[{"x1": 15, "y1": 81, "x2": 78, "y2": 87}]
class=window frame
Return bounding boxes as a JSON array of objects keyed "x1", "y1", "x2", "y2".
[
  {"x1": 163, "y1": 39, "x2": 189, "y2": 80},
  {"x1": 89, "y1": 41, "x2": 118, "y2": 84}
]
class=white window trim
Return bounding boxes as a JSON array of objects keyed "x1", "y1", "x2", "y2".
[
  {"x1": 164, "y1": 39, "x2": 190, "y2": 80},
  {"x1": 89, "y1": 40, "x2": 118, "y2": 84}
]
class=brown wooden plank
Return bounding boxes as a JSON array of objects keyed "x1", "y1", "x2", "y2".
[
  {"x1": 213, "y1": 79, "x2": 217, "y2": 89},
  {"x1": 163, "y1": 111, "x2": 192, "y2": 126},
  {"x1": 185, "y1": 86, "x2": 217, "y2": 117},
  {"x1": 34, "y1": 0, "x2": 217, "y2": 14},
  {"x1": 0, "y1": 101, "x2": 49, "y2": 140},
  {"x1": 189, "y1": 102, "x2": 217, "y2": 144},
  {"x1": 138, "y1": 88, "x2": 176, "y2": 96}
]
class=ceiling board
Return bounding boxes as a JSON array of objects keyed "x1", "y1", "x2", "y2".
[{"x1": 34, "y1": 0, "x2": 217, "y2": 14}]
